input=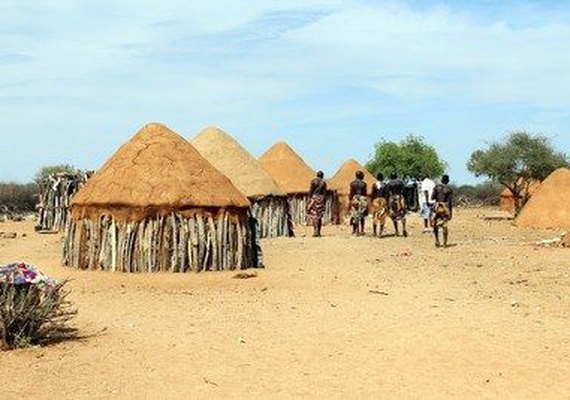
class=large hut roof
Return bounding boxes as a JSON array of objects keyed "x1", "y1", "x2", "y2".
[
  {"x1": 328, "y1": 159, "x2": 376, "y2": 195},
  {"x1": 259, "y1": 141, "x2": 316, "y2": 194},
  {"x1": 72, "y1": 123, "x2": 250, "y2": 219},
  {"x1": 192, "y1": 127, "x2": 286, "y2": 199},
  {"x1": 515, "y1": 168, "x2": 570, "y2": 229}
]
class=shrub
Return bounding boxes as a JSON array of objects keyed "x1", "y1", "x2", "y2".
[
  {"x1": 451, "y1": 181, "x2": 503, "y2": 207},
  {"x1": 0, "y1": 280, "x2": 77, "y2": 350},
  {"x1": 0, "y1": 182, "x2": 38, "y2": 213}
]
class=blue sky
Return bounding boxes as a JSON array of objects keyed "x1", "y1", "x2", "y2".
[{"x1": 1, "y1": 0, "x2": 569, "y2": 184}]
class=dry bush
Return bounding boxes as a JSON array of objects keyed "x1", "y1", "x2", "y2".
[
  {"x1": 0, "y1": 182, "x2": 38, "y2": 212},
  {"x1": 0, "y1": 281, "x2": 77, "y2": 350},
  {"x1": 452, "y1": 181, "x2": 503, "y2": 208}
]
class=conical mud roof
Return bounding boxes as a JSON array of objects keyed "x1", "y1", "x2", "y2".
[
  {"x1": 72, "y1": 123, "x2": 250, "y2": 220},
  {"x1": 328, "y1": 159, "x2": 376, "y2": 196},
  {"x1": 192, "y1": 126, "x2": 286, "y2": 199},
  {"x1": 259, "y1": 141, "x2": 315, "y2": 194},
  {"x1": 515, "y1": 168, "x2": 570, "y2": 229}
]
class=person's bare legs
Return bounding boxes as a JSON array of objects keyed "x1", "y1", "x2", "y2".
[
  {"x1": 393, "y1": 220, "x2": 400, "y2": 236},
  {"x1": 434, "y1": 224, "x2": 441, "y2": 247},
  {"x1": 402, "y1": 218, "x2": 408, "y2": 237},
  {"x1": 443, "y1": 226, "x2": 449, "y2": 247},
  {"x1": 313, "y1": 218, "x2": 322, "y2": 237}
]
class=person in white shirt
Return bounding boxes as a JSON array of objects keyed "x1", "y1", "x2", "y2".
[{"x1": 420, "y1": 176, "x2": 436, "y2": 233}]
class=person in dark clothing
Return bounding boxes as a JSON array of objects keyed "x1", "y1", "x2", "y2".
[
  {"x1": 349, "y1": 171, "x2": 368, "y2": 236},
  {"x1": 431, "y1": 174, "x2": 453, "y2": 248},
  {"x1": 387, "y1": 173, "x2": 408, "y2": 237},
  {"x1": 307, "y1": 171, "x2": 327, "y2": 237},
  {"x1": 371, "y1": 173, "x2": 389, "y2": 237}
]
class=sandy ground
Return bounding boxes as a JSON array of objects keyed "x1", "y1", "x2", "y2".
[{"x1": 0, "y1": 208, "x2": 569, "y2": 399}]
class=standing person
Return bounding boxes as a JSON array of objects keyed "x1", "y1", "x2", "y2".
[
  {"x1": 371, "y1": 173, "x2": 389, "y2": 237},
  {"x1": 387, "y1": 173, "x2": 408, "y2": 237},
  {"x1": 307, "y1": 171, "x2": 327, "y2": 237},
  {"x1": 431, "y1": 175, "x2": 453, "y2": 248},
  {"x1": 349, "y1": 171, "x2": 368, "y2": 236},
  {"x1": 420, "y1": 176, "x2": 436, "y2": 233}
]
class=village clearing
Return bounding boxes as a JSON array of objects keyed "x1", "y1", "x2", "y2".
[{"x1": 0, "y1": 209, "x2": 569, "y2": 399}]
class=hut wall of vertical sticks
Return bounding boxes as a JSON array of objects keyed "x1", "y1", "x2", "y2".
[
  {"x1": 63, "y1": 123, "x2": 256, "y2": 273},
  {"x1": 36, "y1": 172, "x2": 91, "y2": 232},
  {"x1": 259, "y1": 142, "x2": 339, "y2": 226},
  {"x1": 192, "y1": 127, "x2": 292, "y2": 239},
  {"x1": 328, "y1": 159, "x2": 376, "y2": 223}
]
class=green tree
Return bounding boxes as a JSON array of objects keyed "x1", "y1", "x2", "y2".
[
  {"x1": 467, "y1": 131, "x2": 568, "y2": 215},
  {"x1": 366, "y1": 135, "x2": 446, "y2": 179},
  {"x1": 34, "y1": 164, "x2": 76, "y2": 186}
]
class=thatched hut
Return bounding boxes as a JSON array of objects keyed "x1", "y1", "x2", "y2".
[
  {"x1": 192, "y1": 127, "x2": 292, "y2": 238},
  {"x1": 328, "y1": 159, "x2": 376, "y2": 222},
  {"x1": 63, "y1": 123, "x2": 256, "y2": 273},
  {"x1": 259, "y1": 142, "x2": 338, "y2": 225}
]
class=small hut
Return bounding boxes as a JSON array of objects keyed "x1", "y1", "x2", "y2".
[
  {"x1": 515, "y1": 168, "x2": 570, "y2": 230},
  {"x1": 63, "y1": 123, "x2": 256, "y2": 273},
  {"x1": 192, "y1": 127, "x2": 292, "y2": 238},
  {"x1": 500, "y1": 178, "x2": 541, "y2": 212},
  {"x1": 328, "y1": 159, "x2": 376, "y2": 222},
  {"x1": 259, "y1": 141, "x2": 338, "y2": 225}
]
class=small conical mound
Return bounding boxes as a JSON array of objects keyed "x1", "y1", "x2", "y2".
[
  {"x1": 328, "y1": 159, "x2": 376, "y2": 196},
  {"x1": 259, "y1": 141, "x2": 315, "y2": 194},
  {"x1": 515, "y1": 168, "x2": 570, "y2": 229},
  {"x1": 500, "y1": 178, "x2": 541, "y2": 212},
  {"x1": 192, "y1": 127, "x2": 285, "y2": 199},
  {"x1": 72, "y1": 123, "x2": 250, "y2": 218}
]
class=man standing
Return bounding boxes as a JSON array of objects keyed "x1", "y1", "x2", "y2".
[
  {"x1": 387, "y1": 173, "x2": 408, "y2": 237},
  {"x1": 307, "y1": 171, "x2": 327, "y2": 237},
  {"x1": 420, "y1": 176, "x2": 436, "y2": 233},
  {"x1": 349, "y1": 171, "x2": 368, "y2": 236},
  {"x1": 431, "y1": 175, "x2": 453, "y2": 248},
  {"x1": 371, "y1": 173, "x2": 389, "y2": 237}
]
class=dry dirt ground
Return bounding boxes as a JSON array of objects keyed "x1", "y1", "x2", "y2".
[{"x1": 1, "y1": 208, "x2": 569, "y2": 399}]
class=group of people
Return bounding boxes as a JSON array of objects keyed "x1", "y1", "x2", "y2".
[{"x1": 307, "y1": 170, "x2": 454, "y2": 247}]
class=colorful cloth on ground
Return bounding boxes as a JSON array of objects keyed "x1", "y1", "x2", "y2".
[
  {"x1": 388, "y1": 194, "x2": 407, "y2": 221},
  {"x1": 371, "y1": 197, "x2": 388, "y2": 225},
  {"x1": 432, "y1": 202, "x2": 451, "y2": 227},
  {"x1": 0, "y1": 262, "x2": 56, "y2": 287},
  {"x1": 350, "y1": 195, "x2": 369, "y2": 223},
  {"x1": 307, "y1": 194, "x2": 326, "y2": 222}
]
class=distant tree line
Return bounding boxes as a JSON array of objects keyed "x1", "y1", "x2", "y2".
[
  {"x1": 366, "y1": 131, "x2": 568, "y2": 213},
  {"x1": 0, "y1": 164, "x2": 76, "y2": 213},
  {"x1": 450, "y1": 181, "x2": 503, "y2": 207}
]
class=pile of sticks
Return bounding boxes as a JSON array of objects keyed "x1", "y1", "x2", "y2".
[
  {"x1": 324, "y1": 192, "x2": 340, "y2": 225},
  {"x1": 251, "y1": 196, "x2": 292, "y2": 238},
  {"x1": 37, "y1": 173, "x2": 90, "y2": 232},
  {"x1": 63, "y1": 211, "x2": 255, "y2": 273}
]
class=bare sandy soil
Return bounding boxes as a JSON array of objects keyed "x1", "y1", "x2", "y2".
[{"x1": 1, "y1": 209, "x2": 569, "y2": 399}]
